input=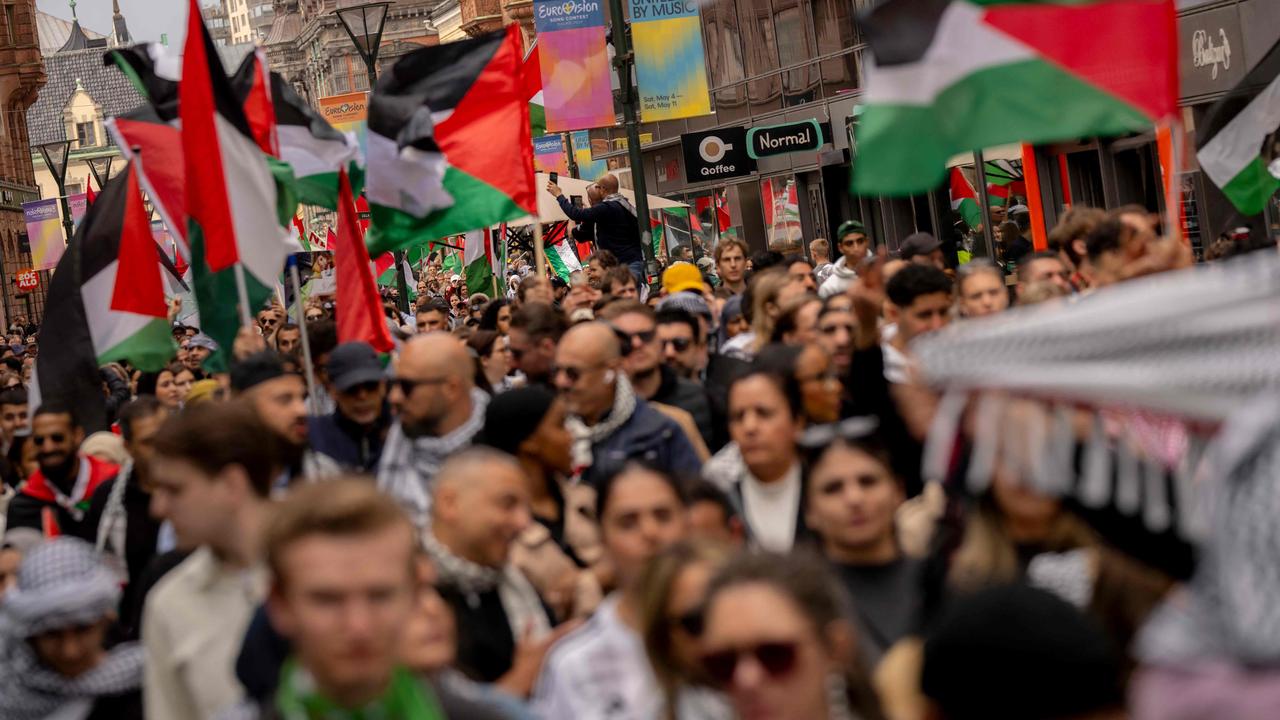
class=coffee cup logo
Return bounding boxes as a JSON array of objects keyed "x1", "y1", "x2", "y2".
[{"x1": 699, "y1": 135, "x2": 731, "y2": 163}]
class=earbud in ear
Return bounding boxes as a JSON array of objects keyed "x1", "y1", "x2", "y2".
[{"x1": 603, "y1": 370, "x2": 615, "y2": 383}]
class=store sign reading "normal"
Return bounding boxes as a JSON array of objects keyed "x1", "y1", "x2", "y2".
[{"x1": 747, "y1": 120, "x2": 825, "y2": 159}]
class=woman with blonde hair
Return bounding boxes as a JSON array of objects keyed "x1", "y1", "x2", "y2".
[
  {"x1": 639, "y1": 540, "x2": 735, "y2": 720},
  {"x1": 720, "y1": 268, "x2": 792, "y2": 361}
]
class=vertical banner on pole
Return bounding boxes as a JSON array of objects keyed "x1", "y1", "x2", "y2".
[
  {"x1": 533, "y1": 0, "x2": 614, "y2": 132},
  {"x1": 68, "y1": 193, "x2": 89, "y2": 228},
  {"x1": 629, "y1": 0, "x2": 712, "y2": 122},
  {"x1": 23, "y1": 199, "x2": 65, "y2": 271},
  {"x1": 318, "y1": 92, "x2": 370, "y2": 158},
  {"x1": 533, "y1": 135, "x2": 570, "y2": 176},
  {"x1": 570, "y1": 130, "x2": 608, "y2": 180}
]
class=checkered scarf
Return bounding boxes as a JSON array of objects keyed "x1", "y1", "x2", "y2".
[
  {"x1": 376, "y1": 389, "x2": 489, "y2": 530},
  {"x1": 915, "y1": 253, "x2": 1280, "y2": 540},
  {"x1": 0, "y1": 538, "x2": 143, "y2": 719},
  {"x1": 914, "y1": 252, "x2": 1280, "y2": 661},
  {"x1": 94, "y1": 462, "x2": 132, "y2": 581}
]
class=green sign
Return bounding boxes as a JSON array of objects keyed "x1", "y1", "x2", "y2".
[{"x1": 747, "y1": 119, "x2": 824, "y2": 159}]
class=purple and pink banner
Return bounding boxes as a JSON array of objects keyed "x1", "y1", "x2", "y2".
[
  {"x1": 23, "y1": 199, "x2": 65, "y2": 271},
  {"x1": 533, "y1": 0, "x2": 614, "y2": 132}
]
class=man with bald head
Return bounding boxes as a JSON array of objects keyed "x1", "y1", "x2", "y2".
[
  {"x1": 555, "y1": 322, "x2": 701, "y2": 488},
  {"x1": 423, "y1": 447, "x2": 558, "y2": 692},
  {"x1": 547, "y1": 172, "x2": 646, "y2": 285},
  {"x1": 376, "y1": 333, "x2": 490, "y2": 528}
]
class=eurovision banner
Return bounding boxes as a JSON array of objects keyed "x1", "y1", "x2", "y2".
[
  {"x1": 533, "y1": 135, "x2": 570, "y2": 176},
  {"x1": 68, "y1": 192, "x2": 88, "y2": 228},
  {"x1": 318, "y1": 91, "x2": 369, "y2": 156},
  {"x1": 533, "y1": 0, "x2": 614, "y2": 132},
  {"x1": 23, "y1": 199, "x2": 65, "y2": 271},
  {"x1": 629, "y1": 0, "x2": 712, "y2": 122}
]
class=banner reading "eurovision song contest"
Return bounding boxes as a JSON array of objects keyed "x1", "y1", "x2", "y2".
[
  {"x1": 533, "y1": 0, "x2": 615, "y2": 132},
  {"x1": 629, "y1": 0, "x2": 711, "y2": 122}
]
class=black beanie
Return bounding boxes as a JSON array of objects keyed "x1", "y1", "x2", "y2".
[{"x1": 479, "y1": 385, "x2": 557, "y2": 456}]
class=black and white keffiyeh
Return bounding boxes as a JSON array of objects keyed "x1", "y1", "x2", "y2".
[
  {"x1": 914, "y1": 252, "x2": 1280, "y2": 540},
  {"x1": 912, "y1": 251, "x2": 1280, "y2": 661},
  {"x1": 422, "y1": 530, "x2": 550, "y2": 640},
  {"x1": 0, "y1": 538, "x2": 144, "y2": 720},
  {"x1": 566, "y1": 374, "x2": 637, "y2": 470},
  {"x1": 377, "y1": 388, "x2": 489, "y2": 529}
]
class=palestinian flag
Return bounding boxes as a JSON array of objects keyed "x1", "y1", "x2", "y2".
[
  {"x1": 542, "y1": 222, "x2": 581, "y2": 282},
  {"x1": 524, "y1": 41, "x2": 547, "y2": 139},
  {"x1": 463, "y1": 228, "x2": 496, "y2": 297},
  {"x1": 950, "y1": 167, "x2": 982, "y2": 229},
  {"x1": 35, "y1": 163, "x2": 175, "y2": 432},
  {"x1": 107, "y1": 108, "x2": 186, "y2": 250},
  {"x1": 106, "y1": 42, "x2": 181, "y2": 118},
  {"x1": 231, "y1": 52, "x2": 363, "y2": 210},
  {"x1": 650, "y1": 213, "x2": 666, "y2": 257},
  {"x1": 852, "y1": 0, "x2": 1177, "y2": 195},
  {"x1": 1196, "y1": 37, "x2": 1280, "y2": 216},
  {"x1": 366, "y1": 25, "x2": 537, "y2": 255},
  {"x1": 180, "y1": 0, "x2": 293, "y2": 371}
]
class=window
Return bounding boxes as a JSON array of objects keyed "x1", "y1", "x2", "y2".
[
  {"x1": 4, "y1": 4, "x2": 16, "y2": 46},
  {"x1": 330, "y1": 57, "x2": 351, "y2": 94},
  {"x1": 75, "y1": 121, "x2": 97, "y2": 148},
  {"x1": 702, "y1": 0, "x2": 745, "y2": 87},
  {"x1": 739, "y1": 0, "x2": 780, "y2": 77}
]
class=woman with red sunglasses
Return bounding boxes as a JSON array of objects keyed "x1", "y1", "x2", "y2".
[{"x1": 698, "y1": 552, "x2": 885, "y2": 720}]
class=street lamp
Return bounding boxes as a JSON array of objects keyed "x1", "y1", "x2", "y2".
[
  {"x1": 334, "y1": 2, "x2": 408, "y2": 315},
  {"x1": 87, "y1": 155, "x2": 114, "y2": 192},
  {"x1": 37, "y1": 139, "x2": 76, "y2": 243}
]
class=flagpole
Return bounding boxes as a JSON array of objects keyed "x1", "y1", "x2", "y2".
[
  {"x1": 973, "y1": 150, "x2": 996, "y2": 260},
  {"x1": 534, "y1": 222, "x2": 546, "y2": 281},
  {"x1": 288, "y1": 256, "x2": 320, "y2": 413},
  {"x1": 489, "y1": 226, "x2": 500, "y2": 299},
  {"x1": 1162, "y1": 117, "x2": 1184, "y2": 247}
]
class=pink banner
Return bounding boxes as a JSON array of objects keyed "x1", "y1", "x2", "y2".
[{"x1": 534, "y1": 0, "x2": 614, "y2": 132}]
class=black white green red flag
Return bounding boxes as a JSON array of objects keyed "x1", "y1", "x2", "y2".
[
  {"x1": 34, "y1": 163, "x2": 175, "y2": 432},
  {"x1": 1196, "y1": 37, "x2": 1280, "y2": 217},
  {"x1": 852, "y1": 0, "x2": 1177, "y2": 196},
  {"x1": 180, "y1": 0, "x2": 293, "y2": 371},
  {"x1": 365, "y1": 25, "x2": 537, "y2": 255}
]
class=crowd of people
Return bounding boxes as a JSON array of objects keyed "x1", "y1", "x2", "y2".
[{"x1": 0, "y1": 187, "x2": 1269, "y2": 720}]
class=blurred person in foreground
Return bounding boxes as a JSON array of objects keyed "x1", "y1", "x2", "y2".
[
  {"x1": 533, "y1": 462, "x2": 690, "y2": 716},
  {"x1": 220, "y1": 479, "x2": 519, "y2": 719},
  {"x1": 0, "y1": 538, "x2": 144, "y2": 719}
]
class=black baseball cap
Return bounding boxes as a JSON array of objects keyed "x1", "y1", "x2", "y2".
[
  {"x1": 326, "y1": 342, "x2": 385, "y2": 393},
  {"x1": 899, "y1": 232, "x2": 942, "y2": 260}
]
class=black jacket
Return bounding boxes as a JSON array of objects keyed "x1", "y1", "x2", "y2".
[
  {"x1": 556, "y1": 196, "x2": 643, "y2": 264},
  {"x1": 308, "y1": 403, "x2": 391, "y2": 473},
  {"x1": 650, "y1": 365, "x2": 715, "y2": 449}
]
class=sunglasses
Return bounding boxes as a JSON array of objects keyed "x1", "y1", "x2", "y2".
[
  {"x1": 551, "y1": 364, "x2": 600, "y2": 384},
  {"x1": 661, "y1": 337, "x2": 693, "y2": 352},
  {"x1": 702, "y1": 641, "x2": 800, "y2": 687},
  {"x1": 623, "y1": 328, "x2": 657, "y2": 346}
]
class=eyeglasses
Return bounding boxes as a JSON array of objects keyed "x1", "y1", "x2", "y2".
[
  {"x1": 702, "y1": 641, "x2": 800, "y2": 687},
  {"x1": 671, "y1": 608, "x2": 704, "y2": 637},
  {"x1": 661, "y1": 337, "x2": 693, "y2": 352},
  {"x1": 393, "y1": 376, "x2": 448, "y2": 395},
  {"x1": 344, "y1": 381, "x2": 382, "y2": 396}
]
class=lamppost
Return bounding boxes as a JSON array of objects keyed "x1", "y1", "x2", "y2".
[
  {"x1": 602, "y1": 4, "x2": 658, "y2": 282},
  {"x1": 37, "y1": 139, "x2": 76, "y2": 243},
  {"x1": 87, "y1": 155, "x2": 114, "y2": 192},
  {"x1": 335, "y1": 1, "x2": 410, "y2": 315}
]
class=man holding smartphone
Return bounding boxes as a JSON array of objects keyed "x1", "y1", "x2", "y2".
[{"x1": 547, "y1": 173, "x2": 645, "y2": 286}]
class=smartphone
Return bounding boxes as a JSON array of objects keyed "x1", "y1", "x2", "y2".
[
  {"x1": 571, "y1": 195, "x2": 584, "y2": 208},
  {"x1": 549, "y1": 172, "x2": 559, "y2": 185}
]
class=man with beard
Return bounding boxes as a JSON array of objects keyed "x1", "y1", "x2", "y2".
[
  {"x1": 309, "y1": 342, "x2": 392, "y2": 472},
  {"x1": 232, "y1": 352, "x2": 338, "y2": 487},
  {"x1": 4, "y1": 405, "x2": 119, "y2": 540},
  {"x1": 80, "y1": 397, "x2": 170, "y2": 640},
  {"x1": 377, "y1": 334, "x2": 489, "y2": 529}
]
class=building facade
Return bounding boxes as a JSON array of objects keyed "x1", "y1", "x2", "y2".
[
  {"x1": 204, "y1": 1, "x2": 233, "y2": 46},
  {"x1": 226, "y1": 0, "x2": 275, "y2": 44},
  {"x1": 0, "y1": 0, "x2": 48, "y2": 324}
]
